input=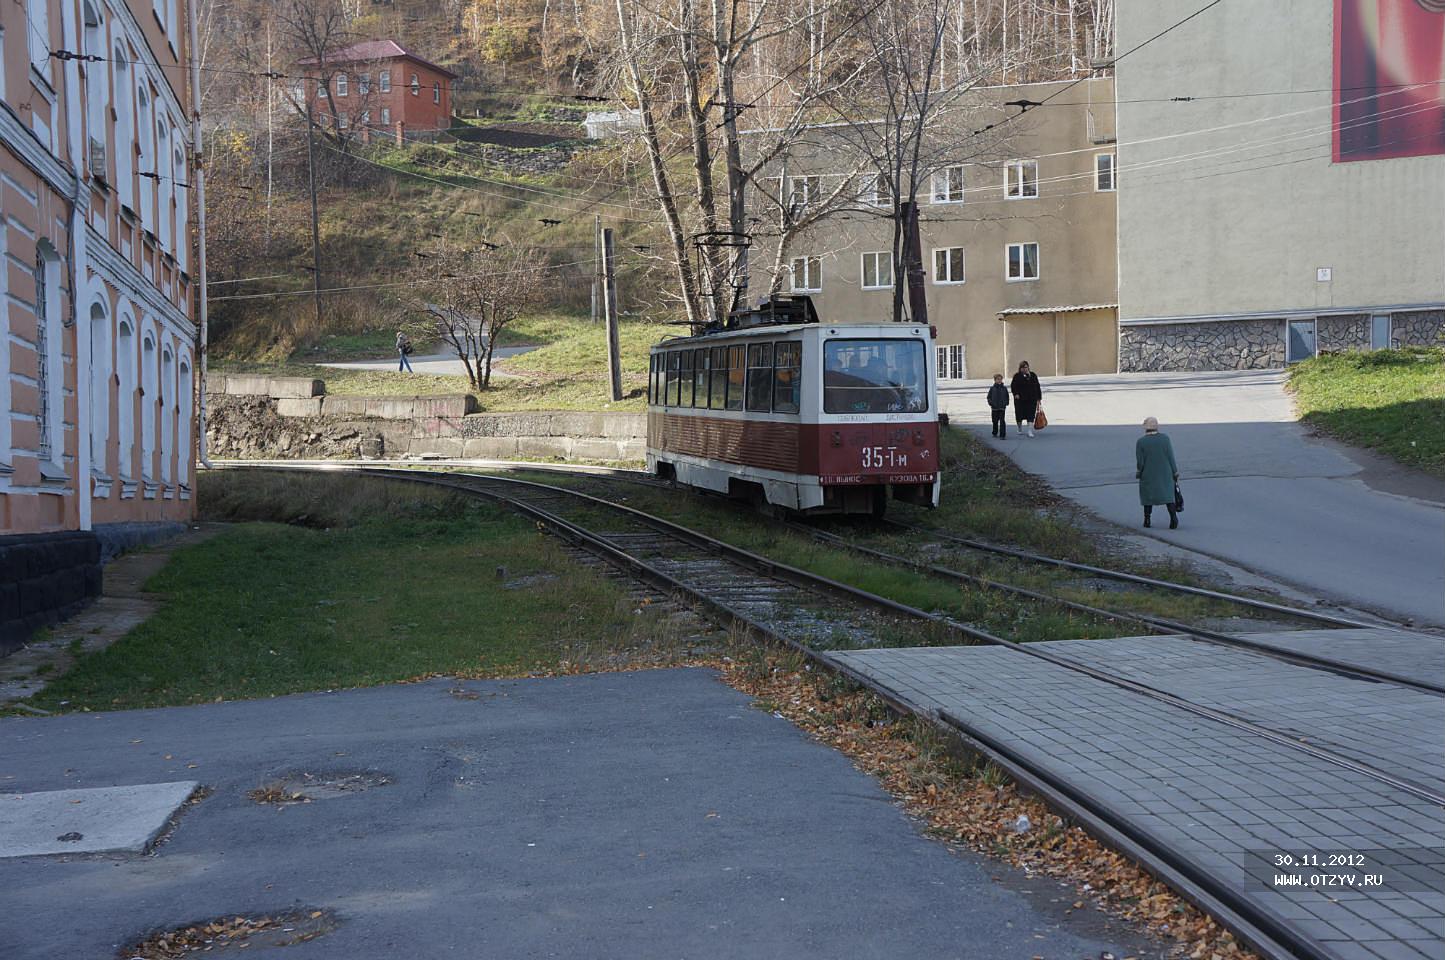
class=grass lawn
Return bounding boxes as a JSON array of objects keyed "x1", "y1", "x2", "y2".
[
  {"x1": 1289, "y1": 347, "x2": 1445, "y2": 478},
  {"x1": 27, "y1": 472, "x2": 700, "y2": 712},
  {"x1": 213, "y1": 312, "x2": 664, "y2": 412}
]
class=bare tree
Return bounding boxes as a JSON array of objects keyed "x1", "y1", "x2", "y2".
[{"x1": 423, "y1": 244, "x2": 545, "y2": 390}]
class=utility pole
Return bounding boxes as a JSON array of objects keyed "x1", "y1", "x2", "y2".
[
  {"x1": 265, "y1": 20, "x2": 274, "y2": 250},
  {"x1": 304, "y1": 87, "x2": 323, "y2": 331},
  {"x1": 591, "y1": 214, "x2": 602, "y2": 324},
  {"x1": 602, "y1": 227, "x2": 622, "y2": 402}
]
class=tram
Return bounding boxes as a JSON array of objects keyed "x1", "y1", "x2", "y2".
[{"x1": 646, "y1": 296, "x2": 941, "y2": 515}]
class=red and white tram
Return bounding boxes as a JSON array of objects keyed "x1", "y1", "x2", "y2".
[{"x1": 646, "y1": 297, "x2": 941, "y2": 515}]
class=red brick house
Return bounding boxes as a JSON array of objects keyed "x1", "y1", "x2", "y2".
[{"x1": 296, "y1": 40, "x2": 458, "y2": 143}]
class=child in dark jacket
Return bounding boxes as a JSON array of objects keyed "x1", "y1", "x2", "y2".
[{"x1": 987, "y1": 374, "x2": 1010, "y2": 438}]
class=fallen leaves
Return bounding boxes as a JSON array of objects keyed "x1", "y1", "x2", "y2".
[
  {"x1": 718, "y1": 654, "x2": 1258, "y2": 960},
  {"x1": 122, "y1": 910, "x2": 334, "y2": 958}
]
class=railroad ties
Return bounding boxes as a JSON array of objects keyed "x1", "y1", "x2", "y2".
[{"x1": 231, "y1": 463, "x2": 1445, "y2": 960}]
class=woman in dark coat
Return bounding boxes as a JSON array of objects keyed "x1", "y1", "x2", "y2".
[
  {"x1": 1136, "y1": 416, "x2": 1180, "y2": 528},
  {"x1": 1010, "y1": 361, "x2": 1042, "y2": 437}
]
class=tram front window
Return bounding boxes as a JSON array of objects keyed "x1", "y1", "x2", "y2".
[{"x1": 823, "y1": 339, "x2": 928, "y2": 414}]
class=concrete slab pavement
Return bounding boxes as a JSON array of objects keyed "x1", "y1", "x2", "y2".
[
  {"x1": 0, "y1": 781, "x2": 198, "y2": 857},
  {"x1": 0, "y1": 669, "x2": 1164, "y2": 959},
  {"x1": 939, "y1": 370, "x2": 1445, "y2": 627}
]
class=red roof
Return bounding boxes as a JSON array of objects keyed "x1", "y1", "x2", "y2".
[{"x1": 296, "y1": 39, "x2": 459, "y2": 79}]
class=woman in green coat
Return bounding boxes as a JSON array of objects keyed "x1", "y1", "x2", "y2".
[{"x1": 1135, "y1": 417, "x2": 1180, "y2": 529}]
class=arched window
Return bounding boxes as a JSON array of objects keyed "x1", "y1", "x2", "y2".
[
  {"x1": 141, "y1": 331, "x2": 156, "y2": 480},
  {"x1": 177, "y1": 357, "x2": 192, "y2": 485},
  {"x1": 113, "y1": 46, "x2": 134, "y2": 207},
  {"x1": 174, "y1": 143, "x2": 188, "y2": 273},
  {"x1": 33, "y1": 241, "x2": 62, "y2": 466},
  {"x1": 137, "y1": 87, "x2": 154, "y2": 231},
  {"x1": 116, "y1": 315, "x2": 136, "y2": 479},
  {"x1": 88, "y1": 301, "x2": 111, "y2": 473},
  {"x1": 83, "y1": 3, "x2": 107, "y2": 180},
  {"x1": 160, "y1": 345, "x2": 174, "y2": 483},
  {"x1": 157, "y1": 118, "x2": 172, "y2": 250}
]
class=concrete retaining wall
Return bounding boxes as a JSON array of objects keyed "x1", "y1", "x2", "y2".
[
  {"x1": 0, "y1": 531, "x2": 102, "y2": 655},
  {"x1": 207, "y1": 395, "x2": 645, "y2": 462}
]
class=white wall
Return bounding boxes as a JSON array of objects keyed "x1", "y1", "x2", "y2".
[{"x1": 1115, "y1": 0, "x2": 1445, "y2": 321}]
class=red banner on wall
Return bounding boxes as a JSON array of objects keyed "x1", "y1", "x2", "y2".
[{"x1": 1333, "y1": 0, "x2": 1445, "y2": 162}]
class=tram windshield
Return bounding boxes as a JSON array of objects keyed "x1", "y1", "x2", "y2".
[{"x1": 823, "y1": 339, "x2": 928, "y2": 414}]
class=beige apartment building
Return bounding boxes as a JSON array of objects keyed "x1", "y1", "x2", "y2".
[
  {"x1": 2, "y1": 0, "x2": 200, "y2": 648},
  {"x1": 1114, "y1": 0, "x2": 1445, "y2": 369},
  {"x1": 752, "y1": 77, "x2": 1119, "y2": 381}
]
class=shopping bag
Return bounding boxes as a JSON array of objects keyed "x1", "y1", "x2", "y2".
[{"x1": 1033, "y1": 407, "x2": 1048, "y2": 430}]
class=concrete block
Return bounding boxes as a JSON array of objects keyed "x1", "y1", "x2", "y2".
[
  {"x1": 599, "y1": 413, "x2": 646, "y2": 440},
  {"x1": 411, "y1": 395, "x2": 477, "y2": 418},
  {"x1": 515, "y1": 437, "x2": 573, "y2": 460},
  {"x1": 413, "y1": 437, "x2": 466, "y2": 458},
  {"x1": 550, "y1": 412, "x2": 603, "y2": 438},
  {"x1": 318, "y1": 397, "x2": 368, "y2": 418},
  {"x1": 275, "y1": 398, "x2": 324, "y2": 417},
  {"x1": 0, "y1": 782, "x2": 199, "y2": 858},
  {"x1": 569, "y1": 439, "x2": 628, "y2": 461},
  {"x1": 266, "y1": 377, "x2": 326, "y2": 399},
  {"x1": 462, "y1": 438, "x2": 521, "y2": 459},
  {"x1": 221, "y1": 375, "x2": 274, "y2": 396}
]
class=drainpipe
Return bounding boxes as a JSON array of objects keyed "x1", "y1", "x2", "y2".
[
  {"x1": 62, "y1": 0, "x2": 92, "y2": 531},
  {"x1": 186, "y1": 0, "x2": 211, "y2": 469}
]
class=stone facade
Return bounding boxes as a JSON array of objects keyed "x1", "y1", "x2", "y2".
[
  {"x1": 1121, "y1": 308, "x2": 1445, "y2": 371},
  {"x1": 1392, "y1": 310, "x2": 1445, "y2": 347},
  {"x1": 1317, "y1": 314, "x2": 1370, "y2": 352},
  {"x1": 1119, "y1": 318, "x2": 1285, "y2": 371}
]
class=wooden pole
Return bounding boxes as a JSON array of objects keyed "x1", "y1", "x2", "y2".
[
  {"x1": 304, "y1": 93, "x2": 323, "y2": 332},
  {"x1": 591, "y1": 214, "x2": 601, "y2": 324},
  {"x1": 602, "y1": 227, "x2": 623, "y2": 402}
]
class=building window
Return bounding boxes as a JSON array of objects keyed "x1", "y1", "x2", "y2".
[
  {"x1": 33, "y1": 244, "x2": 62, "y2": 464},
  {"x1": 358, "y1": 73, "x2": 371, "y2": 95},
  {"x1": 1005, "y1": 159, "x2": 1039, "y2": 199},
  {"x1": 790, "y1": 256, "x2": 821, "y2": 293},
  {"x1": 930, "y1": 165, "x2": 965, "y2": 203},
  {"x1": 381, "y1": 107, "x2": 391, "y2": 125},
  {"x1": 433, "y1": 81, "x2": 441, "y2": 104},
  {"x1": 932, "y1": 247, "x2": 965, "y2": 284},
  {"x1": 410, "y1": 73, "x2": 420, "y2": 96},
  {"x1": 1006, "y1": 242, "x2": 1040, "y2": 281},
  {"x1": 360, "y1": 110, "x2": 370, "y2": 125},
  {"x1": 1095, "y1": 153, "x2": 1115, "y2": 191},
  {"x1": 787, "y1": 175, "x2": 820, "y2": 212},
  {"x1": 379, "y1": 70, "x2": 391, "y2": 93},
  {"x1": 177, "y1": 358, "x2": 192, "y2": 485},
  {"x1": 860, "y1": 172, "x2": 890, "y2": 207},
  {"x1": 335, "y1": 73, "x2": 347, "y2": 97},
  {"x1": 936, "y1": 344, "x2": 965, "y2": 381},
  {"x1": 1371, "y1": 314, "x2": 1393, "y2": 350},
  {"x1": 141, "y1": 332, "x2": 156, "y2": 478},
  {"x1": 338, "y1": 114, "x2": 349, "y2": 130},
  {"x1": 160, "y1": 346, "x2": 174, "y2": 483},
  {"x1": 28, "y1": 0, "x2": 51, "y2": 78},
  {"x1": 861, "y1": 251, "x2": 893, "y2": 290},
  {"x1": 117, "y1": 317, "x2": 135, "y2": 477}
]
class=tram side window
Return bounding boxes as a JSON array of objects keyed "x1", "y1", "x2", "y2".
[
  {"x1": 666, "y1": 351, "x2": 681, "y2": 406},
  {"x1": 773, "y1": 342, "x2": 801, "y2": 414},
  {"x1": 708, "y1": 346, "x2": 728, "y2": 409},
  {"x1": 693, "y1": 349, "x2": 709, "y2": 407},
  {"x1": 679, "y1": 350, "x2": 695, "y2": 406},
  {"x1": 648, "y1": 355, "x2": 659, "y2": 404},
  {"x1": 726, "y1": 345, "x2": 746, "y2": 410},
  {"x1": 746, "y1": 343, "x2": 775, "y2": 412}
]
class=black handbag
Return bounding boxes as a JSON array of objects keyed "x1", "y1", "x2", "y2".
[{"x1": 1173, "y1": 483, "x2": 1184, "y2": 512}]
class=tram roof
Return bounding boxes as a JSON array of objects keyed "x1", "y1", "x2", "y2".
[{"x1": 651, "y1": 322, "x2": 931, "y2": 350}]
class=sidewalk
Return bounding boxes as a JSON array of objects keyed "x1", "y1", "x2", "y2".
[{"x1": 939, "y1": 370, "x2": 1445, "y2": 627}]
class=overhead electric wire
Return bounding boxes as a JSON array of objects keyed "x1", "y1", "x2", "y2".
[{"x1": 208, "y1": 256, "x2": 601, "y2": 302}]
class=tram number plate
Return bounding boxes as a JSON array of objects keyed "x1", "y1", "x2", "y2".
[{"x1": 861, "y1": 446, "x2": 907, "y2": 469}]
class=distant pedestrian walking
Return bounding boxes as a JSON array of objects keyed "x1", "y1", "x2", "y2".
[
  {"x1": 396, "y1": 330, "x2": 414, "y2": 373},
  {"x1": 1010, "y1": 361, "x2": 1042, "y2": 437},
  {"x1": 1136, "y1": 416, "x2": 1181, "y2": 529},
  {"x1": 987, "y1": 373, "x2": 1010, "y2": 438}
]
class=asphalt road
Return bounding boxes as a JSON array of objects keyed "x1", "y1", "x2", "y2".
[
  {"x1": 940, "y1": 369, "x2": 1445, "y2": 627},
  {"x1": 0, "y1": 669, "x2": 1161, "y2": 959}
]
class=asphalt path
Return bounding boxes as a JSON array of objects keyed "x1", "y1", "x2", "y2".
[
  {"x1": 0, "y1": 669, "x2": 1161, "y2": 959},
  {"x1": 321, "y1": 343, "x2": 538, "y2": 377},
  {"x1": 940, "y1": 370, "x2": 1445, "y2": 627}
]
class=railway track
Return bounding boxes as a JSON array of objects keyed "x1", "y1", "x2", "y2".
[{"x1": 222, "y1": 461, "x2": 1442, "y2": 960}]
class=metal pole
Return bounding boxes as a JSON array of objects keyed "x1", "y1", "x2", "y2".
[
  {"x1": 304, "y1": 93, "x2": 323, "y2": 332},
  {"x1": 591, "y1": 214, "x2": 601, "y2": 324},
  {"x1": 602, "y1": 227, "x2": 623, "y2": 402},
  {"x1": 187, "y1": 0, "x2": 211, "y2": 467}
]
